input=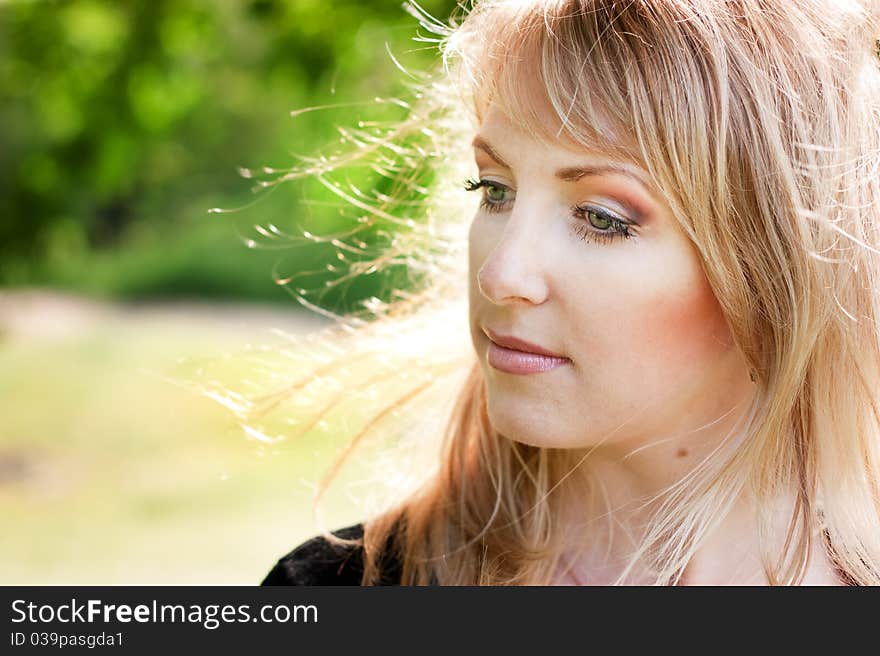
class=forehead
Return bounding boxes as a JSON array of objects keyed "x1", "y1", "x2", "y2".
[
  {"x1": 467, "y1": 21, "x2": 642, "y2": 153},
  {"x1": 474, "y1": 102, "x2": 648, "y2": 177},
  {"x1": 472, "y1": 56, "x2": 645, "y2": 165}
]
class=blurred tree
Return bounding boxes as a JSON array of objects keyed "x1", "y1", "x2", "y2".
[{"x1": 0, "y1": 0, "x2": 458, "y2": 307}]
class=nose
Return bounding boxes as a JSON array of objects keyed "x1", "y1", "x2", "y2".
[{"x1": 476, "y1": 211, "x2": 550, "y2": 306}]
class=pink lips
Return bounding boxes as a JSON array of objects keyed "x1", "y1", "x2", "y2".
[{"x1": 484, "y1": 328, "x2": 570, "y2": 375}]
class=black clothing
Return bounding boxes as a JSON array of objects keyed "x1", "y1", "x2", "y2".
[
  {"x1": 262, "y1": 523, "x2": 857, "y2": 586},
  {"x1": 260, "y1": 523, "x2": 402, "y2": 586}
]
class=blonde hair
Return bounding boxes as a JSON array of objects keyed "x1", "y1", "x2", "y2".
[{"x1": 208, "y1": 0, "x2": 880, "y2": 585}]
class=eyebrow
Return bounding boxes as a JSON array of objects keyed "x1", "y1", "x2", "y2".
[
  {"x1": 472, "y1": 136, "x2": 511, "y2": 169},
  {"x1": 472, "y1": 135, "x2": 651, "y2": 189}
]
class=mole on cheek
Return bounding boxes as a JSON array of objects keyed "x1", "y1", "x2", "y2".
[{"x1": 676, "y1": 448, "x2": 689, "y2": 458}]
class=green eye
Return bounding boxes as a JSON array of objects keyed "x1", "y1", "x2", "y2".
[
  {"x1": 571, "y1": 204, "x2": 635, "y2": 245},
  {"x1": 486, "y1": 185, "x2": 506, "y2": 202},
  {"x1": 587, "y1": 210, "x2": 613, "y2": 230},
  {"x1": 462, "y1": 178, "x2": 514, "y2": 214}
]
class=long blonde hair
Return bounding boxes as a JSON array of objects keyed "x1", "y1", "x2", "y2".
[{"x1": 208, "y1": 0, "x2": 880, "y2": 585}]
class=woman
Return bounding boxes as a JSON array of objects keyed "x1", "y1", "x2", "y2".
[{"x1": 257, "y1": 0, "x2": 880, "y2": 585}]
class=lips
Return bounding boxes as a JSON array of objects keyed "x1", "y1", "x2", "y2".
[
  {"x1": 483, "y1": 327, "x2": 567, "y2": 359},
  {"x1": 482, "y1": 327, "x2": 571, "y2": 375}
]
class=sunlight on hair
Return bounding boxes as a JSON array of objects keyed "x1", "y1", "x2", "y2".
[{"x1": 177, "y1": 0, "x2": 880, "y2": 586}]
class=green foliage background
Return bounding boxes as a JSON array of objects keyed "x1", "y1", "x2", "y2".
[
  {"x1": 0, "y1": 0, "x2": 463, "y2": 585},
  {"x1": 0, "y1": 0, "x2": 458, "y2": 307}
]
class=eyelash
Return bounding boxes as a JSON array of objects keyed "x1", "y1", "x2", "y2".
[{"x1": 463, "y1": 178, "x2": 636, "y2": 246}]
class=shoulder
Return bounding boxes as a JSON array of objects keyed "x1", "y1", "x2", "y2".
[{"x1": 261, "y1": 523, "x2": 368, "y2": 586}]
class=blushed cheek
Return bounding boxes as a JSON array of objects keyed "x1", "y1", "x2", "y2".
[
  {"x1": 587, "y1": 238, "x2": 733, "y2": 387},
  {"x1": 658, "y1": 284, "x2": 729, "y2": 359},
  {"x1": 636, "y1": 258, "x2": 733, "y2": 375}
]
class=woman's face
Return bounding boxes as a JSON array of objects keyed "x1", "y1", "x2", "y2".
[{"x1": 468, "y1": 103, "x2": 754, "y2": 453}]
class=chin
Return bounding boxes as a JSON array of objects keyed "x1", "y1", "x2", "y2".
[{"x1": 486, "y1": 403, "x2": 577, "y2": 449}]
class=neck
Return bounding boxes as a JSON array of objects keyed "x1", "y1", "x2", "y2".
[{"x1": 552, "y1": 391, "x2": 841, "y2": 585}]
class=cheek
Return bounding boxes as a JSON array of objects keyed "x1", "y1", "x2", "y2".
[
  {"x1": 467, "y1": 217, "x2": 482, "y2": 281},
  {"x1": 467, "y1": 215, "x2": 491, "y2": 341},
  {"x1": 576, "y1": 242, "x2": 732, "y2": 385},
  {"x1": 644, "y1": 281, "x2": 730, "y2": 370},
  {"x1": 645, "y1": 264, "x2": 727, "y2": 354},
  {"x1": 467, "y1": 225, "x2": 477, "y2": 296},
  {"x1": 467, "y1": 215, "x2": 493, "y2": 301}
]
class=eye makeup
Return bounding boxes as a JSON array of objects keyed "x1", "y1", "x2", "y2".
[
  {"x1": 463, "y1": 178, "x2": 513, "y2": 214},
  {"x1": 463, "y1": 177, "x2": 639, "y2": 246},
  {"x1": 471, "y1": 134, "x2": 656, "y2": 223},
  {"x1": 570, "y1": 204, "x2": 636, "y2": 245}
]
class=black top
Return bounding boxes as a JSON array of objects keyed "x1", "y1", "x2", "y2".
[
  {"x1": 260, "y1": 523, "x2": 403, "y2": 586},
  {"x1": 262, "y1": 524, "x2": 856, "y2": 586}
]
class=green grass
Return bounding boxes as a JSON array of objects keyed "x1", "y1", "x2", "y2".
[{"x1": 0, "y1": 294, "x2": 377, "y2": 584}]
